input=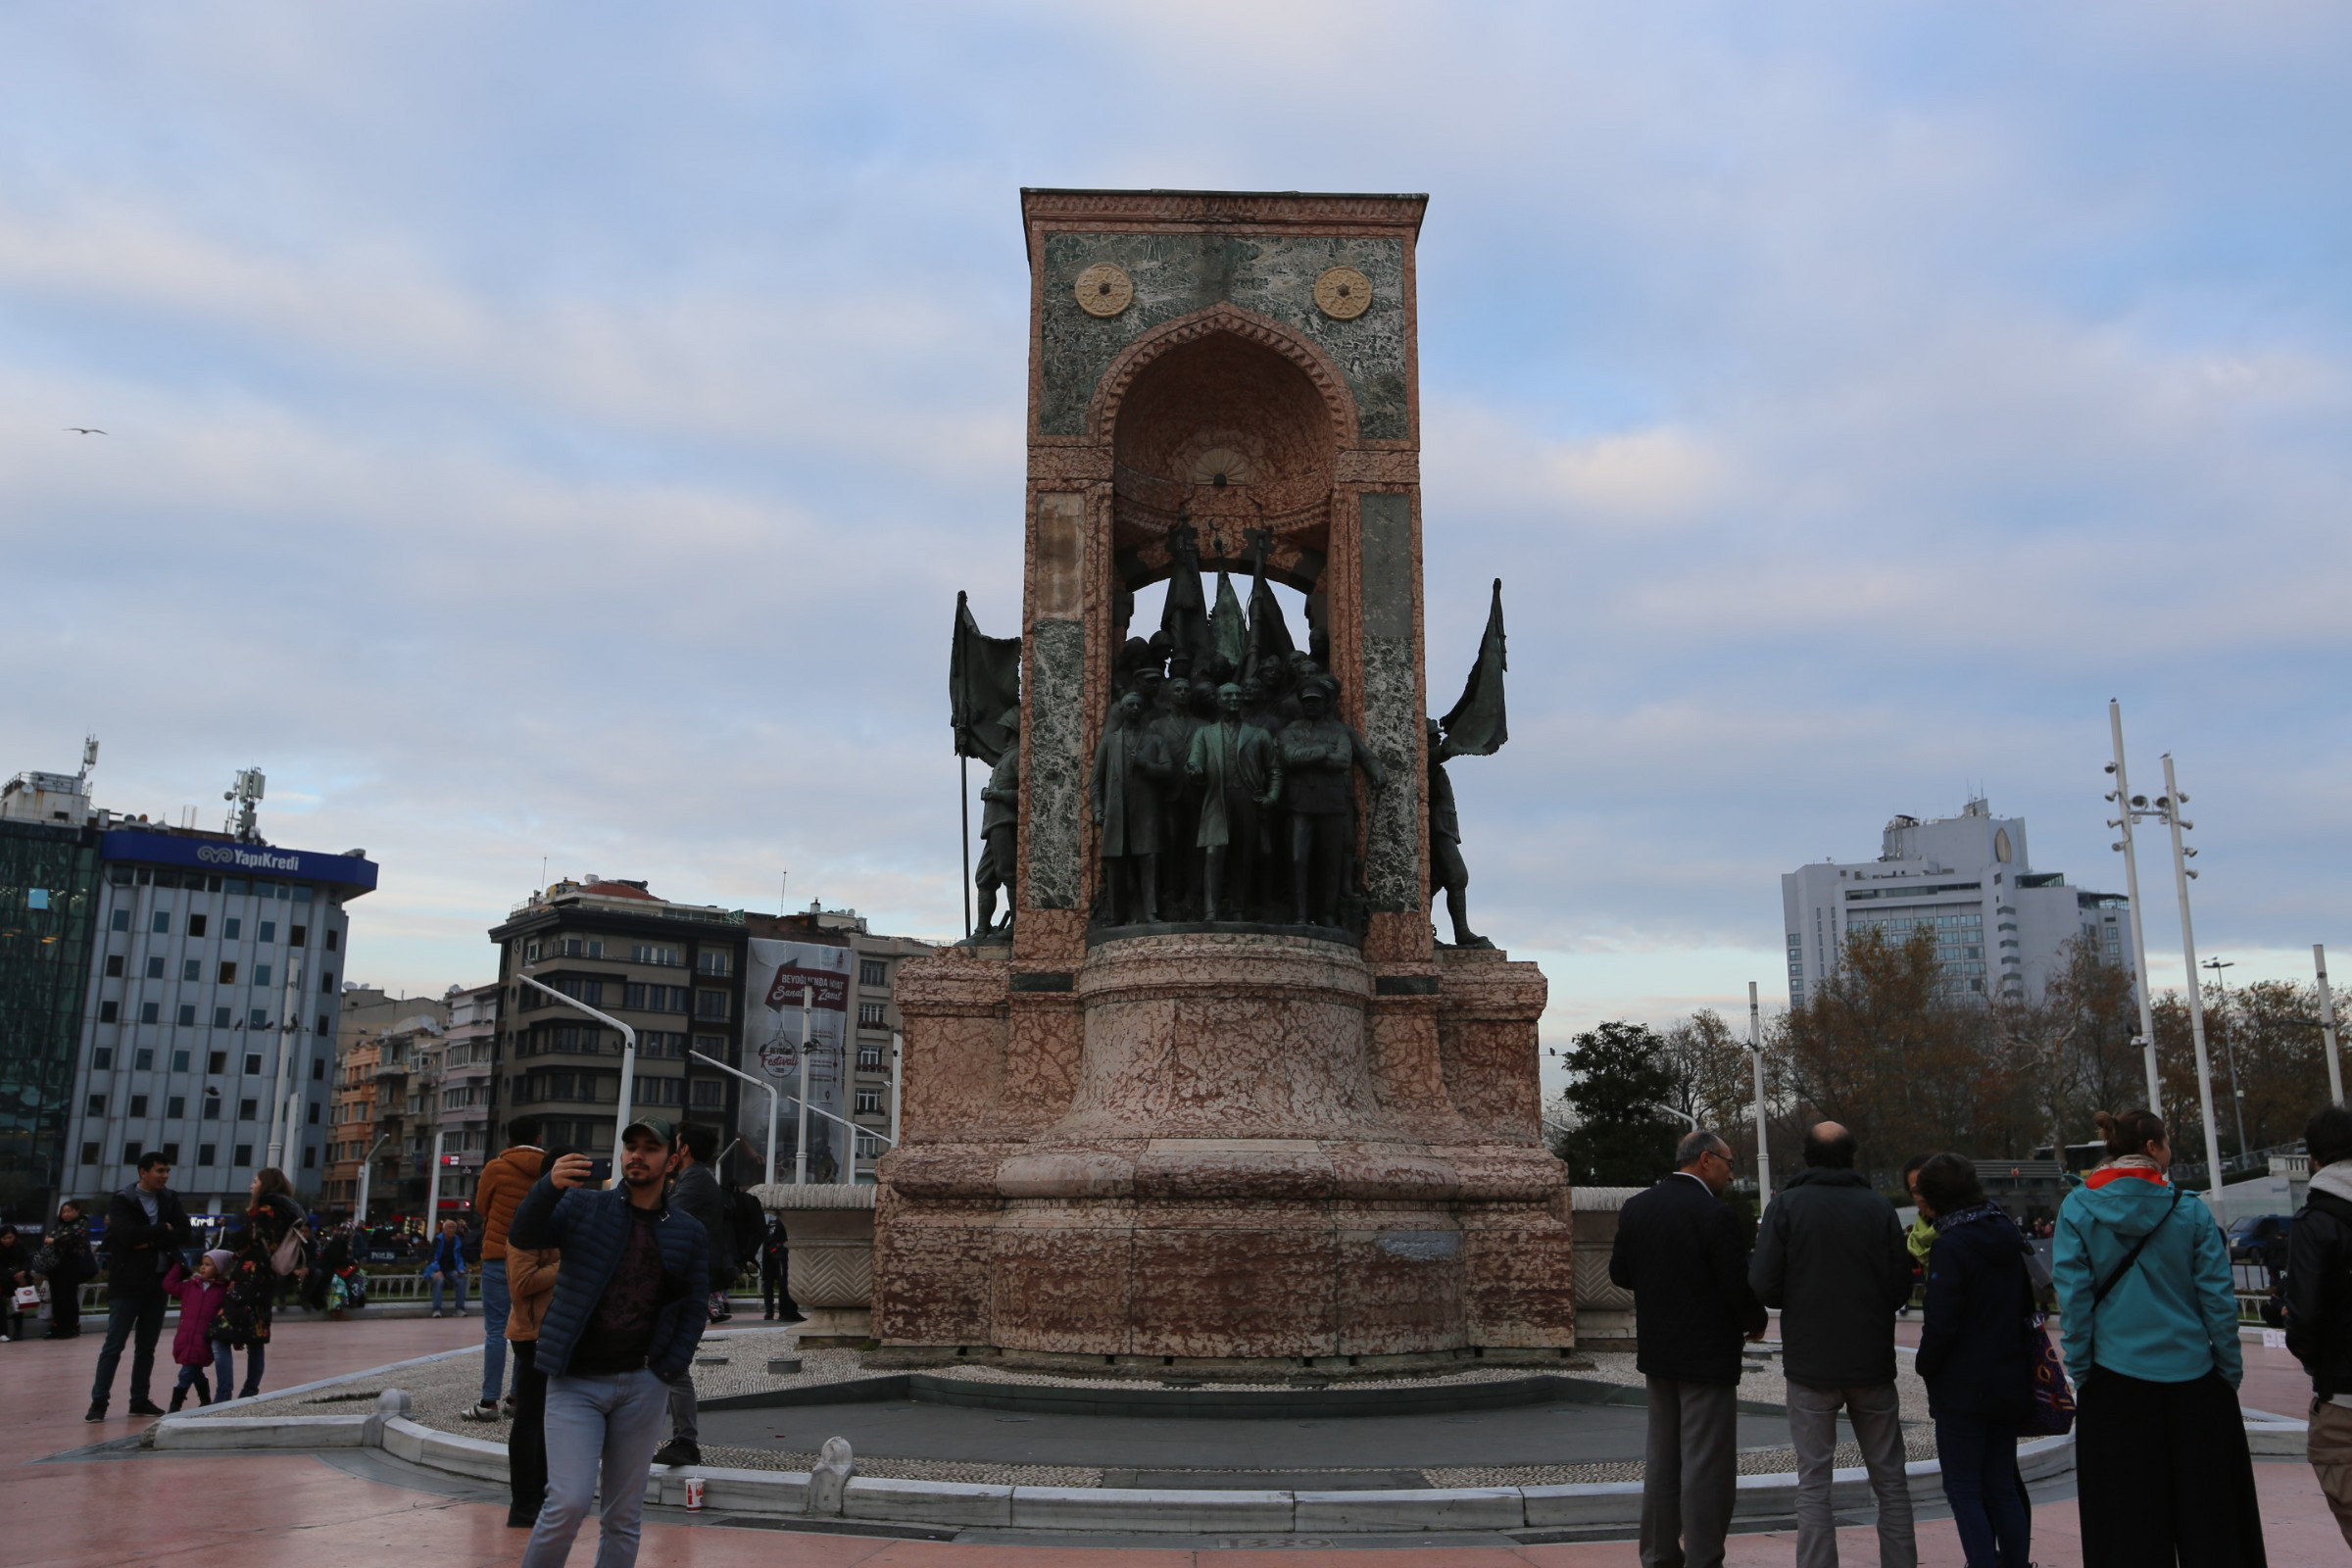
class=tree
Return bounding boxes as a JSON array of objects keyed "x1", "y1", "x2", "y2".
[{"x1": 1552, "y1": 1020, "x2": 1682, "y2": 1187}]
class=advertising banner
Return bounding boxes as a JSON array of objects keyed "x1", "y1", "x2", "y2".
[{"x1": 741, "y1": 939, "x2": 853, "y2": 1183}]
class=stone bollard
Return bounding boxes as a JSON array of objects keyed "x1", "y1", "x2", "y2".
[
  {"x1": 363, "y1": 1388, "x2": 414, "y2": 1446},
  {"x1": 808, "y1": 1436, "x2": 855, "y2": 1515}
]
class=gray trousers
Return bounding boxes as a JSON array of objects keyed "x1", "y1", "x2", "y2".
[
  {"x1": 1642, "y1": 1376, "x2": 1738, "y2": 1568},
  {"x1": 1788, "y1": 1379, "x2": 1915, "y2": 1568},
  {"x1": 666, "y1": 1370, "x2": 697, "y2": 1444},
  {"x1": 522, "y1": 1368, "x2": 669, "y2": 1568}
]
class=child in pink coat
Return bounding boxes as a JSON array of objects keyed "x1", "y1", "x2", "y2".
[{"x1": 161, "y1": 1250, "x2": 233, "y2": 1411}]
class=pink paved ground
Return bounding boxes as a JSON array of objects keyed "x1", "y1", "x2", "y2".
[{"x1": 6, "y1": 1316, "x2": 2340, "y2": 1565}]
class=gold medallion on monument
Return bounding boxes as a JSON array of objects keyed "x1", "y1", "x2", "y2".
[
  {"x1": 1074, "y1": 263, "x2": 1134, "y2": 318},
  {"x1": 1313, "y1": 266, "x2": 1373, "y2": 320}
]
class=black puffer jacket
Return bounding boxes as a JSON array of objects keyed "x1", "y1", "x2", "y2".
[
  {"x1": 508, "y1": 1175, "x2": 708, "y2": 1380},
  {"x1": 2287, "y1": 1176, "x2": 2352, "y2": 1399},
  {"x1": 1749, "y1": 1167, "x2": 1913, "y2": 1388},
  {"x1": 1915, "y1": 1201, "x2": 2034, "y2": 1424}
]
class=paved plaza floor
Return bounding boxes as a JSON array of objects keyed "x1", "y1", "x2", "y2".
[{"x1": 7, "y1": 1312, "x2": 2342, "y2": 1565}]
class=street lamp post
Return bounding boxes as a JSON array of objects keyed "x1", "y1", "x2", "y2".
[
  {"x1": 2319, "y1": 945, "x2": 2345, "y2": 1106},
  {"x1": 2202, "y1": 956, "x2": 2249, "y2": 1162},
  {"x1": 794, "y1": 984, "x2": 813, "y2": 1184},
  {"x1": 1747, "y1": 982, "x2": 1774, "y2": 1206},
  {"x1": 2155, "y1": 754, "x2": 2227, "y2": 1198},
  {"x1": 690, "y1": 1048, "x2": 781, "y2": 1186},
  {"x1": 2106, "y1": 701, "x2": 2165, "y2": 1113},
  {"x1": 514, "y1": 972, "x2": 638, "y2": 1185},
  {"x1": 422, "y1": 1128, "x2": 451, "y2": 1225},
  {"x1": 353, "y1": 1133, "x2": 390, "y2": 1223}
]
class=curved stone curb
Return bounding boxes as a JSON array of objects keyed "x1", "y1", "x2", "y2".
[
  {"x1": 2242, "y1": 1406, "x2": 2307, "y2": 1459},
  {"x1": 148, "y1": 1384, "x2": 2080, "y2": 1536}
]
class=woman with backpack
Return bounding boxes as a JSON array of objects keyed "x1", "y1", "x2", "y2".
[
  {"x1": 34, "y1": 1200, "x2": 98, "y2": 1339},
  {"x1": 213, "y1": 1168, "x2": 311, "y2": 1399},
  {"x1": 2055, "y1": 1107, "x2": 2266, "y2": 1566},
  {"x1": 1913, "y1": 1153, "x2": 2036, "y2": 1568}
]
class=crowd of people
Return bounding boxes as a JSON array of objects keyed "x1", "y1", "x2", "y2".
[{"x1": 1613, "y1": 1106, "x2": 2278, "y2": 1568}]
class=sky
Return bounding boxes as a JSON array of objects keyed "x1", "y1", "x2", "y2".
[{"x1": 6, "y1": 3, "x2": 2347, "y2": 1087}]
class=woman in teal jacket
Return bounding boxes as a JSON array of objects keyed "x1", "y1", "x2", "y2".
[{"x1": 2054, "y1": 1107, "x2": 2264, "y2": 1566}]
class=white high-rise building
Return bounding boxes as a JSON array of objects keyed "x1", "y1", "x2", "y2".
[{"x1": 1783, "y1": 799, "x2": 2131, "y2": 1009}]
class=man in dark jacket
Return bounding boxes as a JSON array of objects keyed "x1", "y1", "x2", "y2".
[
  {"x1": 509, "y1": 1116, "x2": 708, "y2": 1568},
  {"x1": 652, "y1": 1122, "x2": 727, "y2": 1468},
  {"x1": 1610, "y1": 1129, "x2": 1768, "y2": 1568},
  {"x1": 1749, "y1": 1122, "x2": 1917, "y2": 1568},
  {"x1": 2288, "y1": 1102, "x2": 2352, "y2": 1546},
  {"x1": 88, "y1": 1151, "x2": 193, "y2": 1421}
]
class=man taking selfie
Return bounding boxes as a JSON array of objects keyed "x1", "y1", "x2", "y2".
[{"x1": 508, "y1": 1117, "x2": 709, "y2": 1568}]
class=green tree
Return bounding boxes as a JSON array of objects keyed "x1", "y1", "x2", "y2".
[{"x1": 1553, "y1": 1019, "x2": 1682, "y2": 1186}]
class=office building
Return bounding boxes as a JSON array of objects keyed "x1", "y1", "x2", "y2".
[
  {"x1": 0, "y1": 775, "x2": 102, "y2": 1218},
  {"x1": 1784, "y1": 798, "x2": 2131, "y2": 1008}
]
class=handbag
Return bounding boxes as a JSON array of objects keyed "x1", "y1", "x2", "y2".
[
  {"x1": 268, "y1": 1216, "x2": 312, "y2": 1276},
  {"x1": 2020, "y1": 1312, "x2": 2075, "y2": 1436},
  {"x1": 10, "y1": 1285, "x2": 37, "y2": 1311}
]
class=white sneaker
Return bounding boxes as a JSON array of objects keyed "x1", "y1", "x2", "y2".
[{"x1": 430, "y1": 1310, "x2": 443, "y2": 1319}]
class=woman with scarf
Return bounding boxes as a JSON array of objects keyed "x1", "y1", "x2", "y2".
[
  {"x1": 2055, "y1": 1107, "x2": 2266, "y2": 1566},
  {"x1": 213, "y1": 1167, "x2": 310, "y2": 1399},
  {"x1": 34, "y1": 1200, "x2": 98, "y2": 1339},
  {"x1": 1914, "y1": 1152, "x2": 2035, "y2": 1567}
]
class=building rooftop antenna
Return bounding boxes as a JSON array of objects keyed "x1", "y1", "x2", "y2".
[{"x1": 222, "y1": 766, "x2": 266, "y2": 844}]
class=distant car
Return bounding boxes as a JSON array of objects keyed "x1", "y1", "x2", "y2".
[{"x1": 2227, "y1": 1213, "x2": 2292, "y2": 1265}]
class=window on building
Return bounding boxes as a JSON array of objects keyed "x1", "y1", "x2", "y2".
[
  {"x1": 92, "y1": 1048, "x2": 112, "y2": 1069},
  {"x1": 202, "y1": 1092, "x2": 220, "y2": 1119},
  {"x1": 87, "y1": 1094, "x2": 106, "y2": 1115},
  {"x1": 317, "y1": 1014, "x2": 330, "y2": 1036},
  {"x1": 129, "y1": 1094, "x2": 148, "y2": 1115},
  {"x1": 857, "y1": 1047, "x2": 883, "y2": 1070},
  {"x1": 289, "y1": 924, "x2": 306, "y2": 947},
  {"x1": 523, "y1": 941, "x2": 540, "y2": 963},
  {"x1": 858, "y1": 1001, "x2": 886, "y2": 1027},
  {"x1": 207, "y1": 1051, "x2": 226, "y2": 1073},
  {"x1": 860, "y1": 959, "x2": 887, "y2": 988},
  {"x1": 167, "y1": 1096, "x2": 185, "y2": 1117},
  {"x1": 632, "y1": 943, "x2": 681, "y2": 966},
  {"x1": 152, "y1": 911, "x2": 171, "y2": 934},
  {"x1": 308, "y1": 1102, "x2": 320, "y2": 1124},
  {"x1": 303, "y1": 1146, "x2": 316, "y2": 1169},
  {"x1": 79, "y1": 1141, "x2": 99, "y2": 1163},
  {"x1": 694, "y1": 1034, "x2": 725, "y2": 1060},
  {"x1": 249, "y1": 1008, "x2": 268, "y2": 1028},
  {"x1": 219, "y1": 960, "x2": 237, "y2": 983},
  {"x1": 198, "y1": 1145, "x2": 215, "y2": 1166},
  {"x1": 319, "y1": 972, "x2": 334, "y2": 994},
  {"x1": 122, "y1": 1144, "x2": 142, "y2": 1164},
  {"x1": 313, "y1": 1056, "x2": 325, "y2": 1078},
  {"x1": 171, "y1": 1049, "x2": 189, "y2": 1071},
  {"x1": 259, "y1": 920, "x2": 275, "y2": 943},
  {"x1": 238, "y1": 1099, "x2": 257, "y2": 1119},
  {"x1": 104, "y1": 954, "x2": 124, "y2": 978},
  {"x1": 145, "y1": 955, "x2": 165, "y2": 979},
  {"x1": 111, "y1": 908, "x2": 129, "y2": 931},
  {"x1": 234, "y1": 1143, "x2": 252, "y2": 1165},
  {"x1": 134, "y1": 1048, "x2": 153, "y2": 1070},
  {"x1": 856, "y1": 1091, "x2": 882, "y2": 1114},
  {"x1": 635, "y1": 1076, "x2": 682, "y2": 1106},
  {"x1": 254, "y1": 963, "x2": 271, "y2": 987},
  {"x1": 99, "y1": 1000, "x2": 120, "y2": 1023},
  {"x1": 689, "y1": 1079, "x2": 724, "y2": 1108},
  {"x1": 694, "y1": 990, "x2": 729, "y2": 1020},
  {"x1": 325, "y1": 929, "x2": 338, "y2": 951},
  {"x1": 213, "y1": 1006, "x2": 231, "y2": 1028},
  {"x1": 696, "y1": 950, "x2": 733, "y2": 977},
  {"x1": 180, "y1": 958, "x2": 199, "y2": 982},
  {"x1": 223, "y1": 917, "x2": 240, "y2": 940},
  {"x1": 139, "y1": 1001, "x2": 160, "y2": 1024}
]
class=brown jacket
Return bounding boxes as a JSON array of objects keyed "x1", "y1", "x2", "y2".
[
  {"x1": 473, "y1": 1146, "x2": 543, "y2": 1261},
  {"x1": 505, "y1": 1246, "x2": 560, "y2": 1342}
]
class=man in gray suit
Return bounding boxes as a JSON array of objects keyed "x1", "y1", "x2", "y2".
[{"x1": 1610, "y1": 1129, "x2": 1769, "y2": 1568}]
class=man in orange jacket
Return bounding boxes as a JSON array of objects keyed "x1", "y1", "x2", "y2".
[{"x1": 466, "y1": 1115, "x2": 545, "y2": 1420}]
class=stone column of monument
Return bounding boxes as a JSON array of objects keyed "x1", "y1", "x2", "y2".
[{"x1": 874, "y1": 190, "x2": 1573, "y2": 1373}]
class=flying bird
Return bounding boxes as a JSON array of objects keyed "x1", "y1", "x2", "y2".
[{"x1": 65, "y1": 427, "x2": 107, "y2": 435}]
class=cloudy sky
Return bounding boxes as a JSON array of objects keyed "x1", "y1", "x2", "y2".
[{"x1": 7, "y1": 3, "x2": 2347, "y2": 1073}]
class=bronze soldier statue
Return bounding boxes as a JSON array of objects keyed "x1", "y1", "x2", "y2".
[
  {"x1": 1187, "y1": 683, "x2": 1284, "y2": 922},
  {"x1": 1277, "y1": 681, "x2": 1386, "y2": 928},
  {"x1": 1090, "y1": 690, "x2": 1172, "y2": 925},
  {"x1": 1426, "y1": 718, "x2": 1490, "y2": 948},
  {"x1": 972, "y1": 708, "x2": 1021, "y2": 937}
]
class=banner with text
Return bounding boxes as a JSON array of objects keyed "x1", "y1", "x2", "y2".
[{"x1": 740, "y1": 939, "x2": 853, "y2": 1184}]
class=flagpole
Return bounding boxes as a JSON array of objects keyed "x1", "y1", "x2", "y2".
[{"x1": 960, "y1": 747, "x2": 973, "y2": 939}]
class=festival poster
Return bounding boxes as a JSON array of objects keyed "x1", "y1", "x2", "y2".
[{"x1": 739, "y1": 939, "x2": 853, "y2": 1184}]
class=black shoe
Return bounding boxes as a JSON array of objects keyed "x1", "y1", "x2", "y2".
[
  {"x1": 83, "y1": 1401, "x2": 106, "y2": 1422},
  {"x1": 506, "y1": 1509, "x2": 538, "y2": 1530},
  {"x1": 127, "y1": 1398, "x2": 166, "y2": 1417},
  {"x1": 651, "y1": 1439, "x2": 701, "y2": 1468},
  {"x1": 169, "y1": 1391, "x2": 186, "y2": 1413}
]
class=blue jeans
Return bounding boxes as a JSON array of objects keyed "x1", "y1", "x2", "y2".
[
  {"x1": 1936, "y1": 1410, "x2": 2031, "y2": 1567},
  {"x1": 90, "y1": 1293, "x2": 167, "y2": 1406},
  {"x1": 428, "y1": 1268, "x2": 466, "y2": 1314},
  {"x1": 212, "y1": 1341, "x2": 235, "y2": 1398},
  {"x1": 172, "y1": 1362, "x2": 212, "y2": 1401},
  {"x1": 523, "y1": 1368, "x2": 670, "y2": 1568},
  {"x1": 478, "y1": 1260, "x2": 510, "y2": 1402}
]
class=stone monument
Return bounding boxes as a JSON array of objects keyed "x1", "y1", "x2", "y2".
[{"x1": 875, "y1": 189, "x2": 1571, "y2": 1374}]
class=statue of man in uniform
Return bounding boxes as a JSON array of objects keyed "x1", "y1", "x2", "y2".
[
  {"x1": 1187, "y1": 683, "x2": 1284, "y2": 922},
  {"x1": 1425, "y1": 717, "x2": 1490, "y2": 948},
  {"x1": 1277, "y1": 681, "x2": 1386, "y2": 929},
  {"x1": 1090, "y1": 691, "x2": 1172, "y2": 925},
  {"x1": 972, "y1": 708, "x2": 1021, "y2": 937}
]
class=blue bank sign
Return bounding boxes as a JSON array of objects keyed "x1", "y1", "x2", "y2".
[{"x1": 100, "y1": 829, "x2": 379, "y2": 892}]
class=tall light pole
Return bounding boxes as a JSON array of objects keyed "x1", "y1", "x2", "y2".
[
  {"x1": 514, "y1": 973, "x2": 637, "y2": 1185},
  {"x1": 2105, "y1": 701, "x2": 2164, "y2": 1113},
  {"x1": 794, "y1": 983, "x2": 813, "y2": 1184},
  {"x1": 2153, "y1": 754, "x2": 2226, "y2": 1199},
  {"x1": 887, "y1": 1029, "x2": 906, "y2": 1156},
  {"x1": 353, "y1": 1133, "x2": 390, "y2": 1223},
  {"x1": 2202, "y1": 956, "x2": 2249, "y2": 1161},
  {"x1": 691, "y1": 1047, "x2": 781, "y2": 1187},
  {"x1": 1747, "y1": 982, "x2": 1773, "y2": 1206},
  {"x1": 2319, "y1": 945, "x2": 2345, "y2": 1106},
  {"x1": 422, "y1": 1128, "x2": 451, "y2": 1225}
]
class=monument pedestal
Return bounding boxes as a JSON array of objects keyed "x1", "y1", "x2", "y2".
[{"x1": 874, "y1": 934, "x2": 1573, "y2": 1374}]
